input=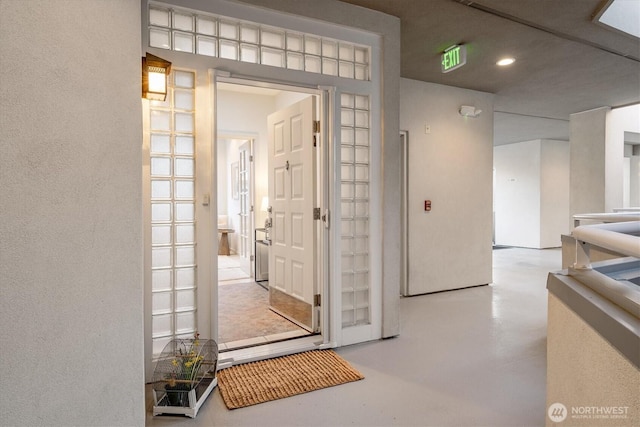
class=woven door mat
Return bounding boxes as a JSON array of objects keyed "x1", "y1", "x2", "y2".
[{"x1": 217, "y1": 349, "x2": 364, "y2": 409}]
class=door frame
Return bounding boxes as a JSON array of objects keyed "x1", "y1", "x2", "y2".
[
  {"x1": 141, "y1": 0, "x2": 390, "y2": 378},
  {"x1": 400, "y1": 130, "x2": 409, "y2": 296},
  {"x1": 212, "y1": 72, "x2": 335, "y2": 367}
]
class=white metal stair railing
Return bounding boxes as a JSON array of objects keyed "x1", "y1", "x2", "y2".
[
  {"x1": 571, "y1": 220, "x2": 640, "y2": 270},
  {"x1": 573, "y1": 211, "x2": 640, "y2": 227},
  {"x1": 569, "y1": 220, "x2": 640, "y2": 318}
]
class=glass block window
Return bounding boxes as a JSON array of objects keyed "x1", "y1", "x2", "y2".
[
  {"x1": 148, "y1": 2, "x2": 370, "y2": 81},
  {"x1": 340, "y1": 93, "x2": 370, "y2": 327},
  {"x1": 149, "y1": 69, "x2": 197, "y2": 358}
]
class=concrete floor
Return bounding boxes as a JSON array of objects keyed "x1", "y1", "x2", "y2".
[{"x1": 147, "y1": 247, "x2": 560, "y2": 426}]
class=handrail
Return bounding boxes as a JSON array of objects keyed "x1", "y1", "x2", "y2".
[
  {"x1": 613, "y1": 208, "x2": 640, "y2": 213},
  {"x1": 573, "y1": 212, "x2": 640, "y2": 227},
  {"x1": 571, "y1": 221, "x2": 640, "y2": 269}
]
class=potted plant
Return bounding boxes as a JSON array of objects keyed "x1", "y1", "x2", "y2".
[{"x1": 152, "y1": 333, "x2": 218, "y2": 418}]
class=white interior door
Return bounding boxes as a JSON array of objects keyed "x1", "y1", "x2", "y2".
[
  {"x1": 268, "y1": 96, "x2": 317, "y2": 332},
  {"x1": 238, "y1": 140, "x2": 253, "y2": 276}
]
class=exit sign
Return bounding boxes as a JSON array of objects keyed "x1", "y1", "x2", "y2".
[{"x1": 441, "y1": 44, "x2": 466, "y2": 73}]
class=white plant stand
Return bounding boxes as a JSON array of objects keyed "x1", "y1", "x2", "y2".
[
  {"x1": 151, "y1": 337, "x2": 218, "y2": 418},
  {"x1": 153, "y1": 376, "x2": 218, "y2": 418}
]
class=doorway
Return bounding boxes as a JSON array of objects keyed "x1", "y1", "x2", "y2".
[
  {"x1": 141, "y1": 0, "x2": 387, "y2": 378},
  {"x1": 215, "y1": 81, "x2": 323, "y2": 351},
  {"x1": 216, "y1": 136, "x2": 253, "y2": 283}
]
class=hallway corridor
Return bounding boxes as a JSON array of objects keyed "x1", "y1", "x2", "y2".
[{"x1": 147, "y1": 247, "x2": 559, "y2": 426}]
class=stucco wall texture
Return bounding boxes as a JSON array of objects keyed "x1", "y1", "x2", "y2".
[
  {"x1": 400, "y1": 78, "x2": 494, "y2": 294},
  {"x1": 546, "y1": 294, "x2": 640, "y2": 427},
  {"x1": 569, "y1": 107, "x2": 609, "y2": 223},
  {"x1": 0, "y1": 1, "x2": 145, "y2": 425}
]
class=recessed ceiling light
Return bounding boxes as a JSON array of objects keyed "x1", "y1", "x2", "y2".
[{"x1": 496, "y1": 57, "x2": 516, "y2": 66}]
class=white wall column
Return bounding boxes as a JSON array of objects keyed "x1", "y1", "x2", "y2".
[
  {"x1": 569, "y1": 107, "x2": 610, "y2": 222},
  {"x1": 607, "y1": 104, "x2": 640, "y2": 209},
  {"x1": 0, "y1": 1, "x2": 144, "y2": 425}
]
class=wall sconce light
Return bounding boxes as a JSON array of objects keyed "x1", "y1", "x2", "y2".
[
  {"x1": 459, "y1": 105, "x2": 482, "y2": 118},
  {"x1": 142, "y1": 53, "x2": 171, "y2": 101}
]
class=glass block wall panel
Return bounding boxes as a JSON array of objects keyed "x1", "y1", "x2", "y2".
[
  {"x1": 148, "y1": 2, "x2": 370, "y2": 80},
  {"x1": 340, "y1": 93, "x2": 371, "y2": 327},
  {"x1": 197, "y1": 16, "x2": 216, "y2": 36},
  {"x1": 149, "y1": 69, "x2": 197, "y2": 358}
]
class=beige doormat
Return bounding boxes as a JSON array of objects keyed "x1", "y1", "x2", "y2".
[{"x1": 217, "y1": 349, "x2": 364, "y2": 409}]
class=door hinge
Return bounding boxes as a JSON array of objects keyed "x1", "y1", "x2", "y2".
[
  {"x1": 314, "y1": 294, "x2": 321, "y2": 307},
  {"x1": 313, "y1": 120, "x2": 320, "y2": 133},
  {"x1": 313, "y1": 207, "x2": 321, "y2": 220},
  {"x1": 249, "y1": 155, "x2": 254, "y2": 162},
  {"x1": 250, "y1": 255, "x2": 255, "y2": 261},
  {"x1": 250, "y1": 205, "x2": 254, "y2": 212}
]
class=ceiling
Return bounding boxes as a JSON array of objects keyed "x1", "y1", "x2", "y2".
[{"x1": 338, "y1": 0, "x2": 640, "y2": 145}]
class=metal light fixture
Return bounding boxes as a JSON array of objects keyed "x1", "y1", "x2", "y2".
[
  {"x1": 142, "y1": 53, "x2": 171, "y2": 101},
  {"x1": 459, "y1": 105, "x2": 482, "y2": 118}
]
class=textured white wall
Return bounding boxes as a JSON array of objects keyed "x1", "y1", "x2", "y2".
[
  {"x1": 494, "y1": 140, "x2": 542, "y2": 248},
  {"x1": 570, "y1": 105, "x2": 638, "y2": 221},
  {"x1": 540, "y1": 140, "x2": 570, "y2": 247},
  {"x1": 0, "y1": 1, "x2": 144, "y2": 425},
  {"x1": 401, "y1": 78, "x2": 493, "y2": 294},
  {"x1": 607, "y1": 105, "x2": 640, "y2": 209},
  {"x1": 494, "y1": 139, "x2": 569, "y2": 248},
  {"x1": 570, "y1": 107, "x2": 609, "y2": 222},
  {"x1": 546, "y1": 294, "x2": 640, "y2": 427}
]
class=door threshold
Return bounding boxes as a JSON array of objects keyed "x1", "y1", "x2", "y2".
[
  {"x1": 219, "y1": 329, "x2": 312, "y2": 352},
  {"x1": 217, "y1": 335, "x2": 334, "y2": 369}
]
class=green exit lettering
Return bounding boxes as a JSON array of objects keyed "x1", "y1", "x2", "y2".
[{"x1": 441, "y1": 44, "x2": 466, "y2": 73}]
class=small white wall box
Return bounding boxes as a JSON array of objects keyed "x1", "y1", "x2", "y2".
[{"x1": 152, "y1": 337, "x2": 218, "y2": 418}]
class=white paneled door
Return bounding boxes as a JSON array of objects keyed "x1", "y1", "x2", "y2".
[{"x1": 268, "y1": 96, "x2": 318, "y2": 332}]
